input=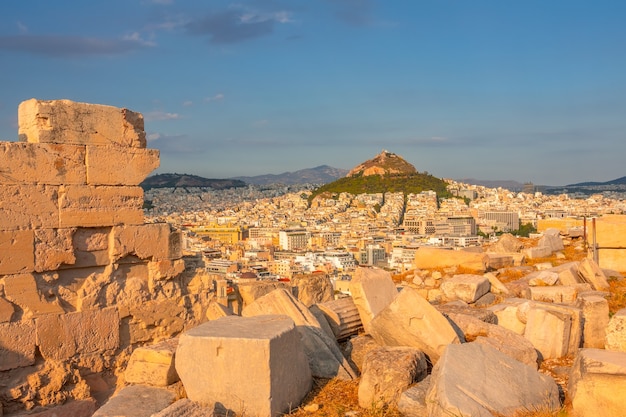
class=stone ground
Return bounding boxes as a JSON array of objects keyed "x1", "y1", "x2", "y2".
[{"x1": 282, "y1": 237, "x2": 626, "y2": 417}]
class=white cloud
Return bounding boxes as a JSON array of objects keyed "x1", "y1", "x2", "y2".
[
  {"x1": 204, "y1": 93, "x2": 225, "y2": 102},
  {"x1": 240, "y1": 10, "x2": 293, "y2": 24},
  {"x1": 183, "y1": 100, "x2": 193, "y2": 107},
  {"x1": 147, "y1": 132, "x2": 161, "y2": 141},
  {"x1": 122, "y1": 32, "x2": 156, "y2": 47},
  {"x1": 144, "y1": 111, "x2": 182, "y2": 121}
]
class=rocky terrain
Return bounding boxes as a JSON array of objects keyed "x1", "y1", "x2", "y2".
[
  {"x1": 1, "y1": 99, "x2": 625, "y2": 417},
  {"x1": 346, "y1": 150, "x2": 417, "y2": 178}
]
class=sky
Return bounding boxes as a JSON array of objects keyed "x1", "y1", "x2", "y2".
[{"x1": 1, "y1": 0, "x2": 625, "y2": 186}]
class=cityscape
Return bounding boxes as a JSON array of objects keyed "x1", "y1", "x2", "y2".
[{"x1": 144, "y1": 165, "x2": 626, "y2": 285}]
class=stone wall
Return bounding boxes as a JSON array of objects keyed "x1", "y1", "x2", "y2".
[
  {"x1": 0, "y1": 99, "x2": 211, "y2": 415},
  {"x1": 538, "y1": 215, "x2": 626, "y2": 272}
]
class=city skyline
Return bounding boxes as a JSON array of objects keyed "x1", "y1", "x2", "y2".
[{"x1": 1, "y1": 0, "x2": 625, "y2": 185}]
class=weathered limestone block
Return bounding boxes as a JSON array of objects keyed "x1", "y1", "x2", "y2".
[
  {"x1": 440, "y1": 274, "x2": 490, "y2": 303},
  {"x1": 577, "y1": 294, "x2": 609, "y2": 349},
  {"x1": 445, "y1": 312, "x2": 539, "y2": 368},
  {"x1": 74, "y1": 264, "x2": 119, "y2": 311},
  {"x1": 86, "y1": 145, "x2": 159, "y2": 185},
  {"x1": 2, "y1": 273, "x2": 65, "y2": 318},
  {"x1": 68, "y1": 227, "x2": 111, "y2": 268},
  {"x1": 291, "y1": 272, "x2": 334, "y2": 307},
  {"x1": 0, "y1": 184, "x2": 59, "y2": 230},
  {"x1": 0, "y1": 142, "x2": 86, "y2": 185},
  {"x1": 369, "y1": 287, "x2": 460, "y2": 363},
  {"x1": 236, "y1": 281, "x2": 291, "y2": 307},
  {"x1": 534, "y1": 261, "x2": 553, "y2": 270},
  {"x1": 106, "y1": 264, "x2": 151, "y2": 307},
  {"x1": 0, "y1": 320, "x2": 36, "y2": 371},
  {"x1": 578, "y1": 258, "x2": 610, "y2": 291},
  {"x1": 59, "y1": 185, "x2": 144, "y2": 227},
  {"x1": 524, "y1": 306, "x2": 572, "y2": 359},
  {"x1": 358, "y1": 346, "x2": 428, "y2": 409},
  {"x1": 397, "y1": 375, "x2": 431, "y2": 417},
  {"x1": 111, "y1": 223, "x2": 178, "y2": 262},
  {"x1": 528, "y1": 270, "x2": 560, "y2": 286},
  {"x1": 148, "y1": 259, "x2": 186, "y2": 283},
  {"x1": 519, "y1": 301, "x2": 583, "y2": 356},
  {"x1": 0, "y1": 230, "x2": 34, "y2": 274},
  {"x1": 344, "y1": 334, "x2": 381, "y2": 374},
  {"x1": 485, "y1": 253, "x2": 514, "y2": 270},
  {"x1": 524, "y1": 245, "x2": 553, "y2": 259},
  {"x1": 34, "y1": 228, "x2": 76, "y2": 272},
  {"x1": 568, "y1": 348, "x2": 626, "y2": 417},
  {"x1": 490, "y1": 233, "x2": 524, "y2": 253},
  {"x1": 151, "y1": 399, "x2": 219, "y2": 417},
  {"x1": 36, "y1": 307, "x2": 120, "y2": 360},
  {"x1": 413, "y1": 247, "x2": 487, "y2": 272},
  {"x1": 551, "y1": 262, "x2": 582, "y2": 285},
  {"x1": 488, "y1": 300, "x2": 526, "y2": 335},
  {"x1": 605, "y1": 308, "x2": 626, "y2": 352},
  {"x1": 538, "y1": 229, "x2": 565, "y2": 252},
  {"x1": 125, "y1": 338, "x2": 179, "y2": 387},
  {"x1": 91, "y1": 385, "x2": 176, "y2": 417},
  {"x1": 127, "y1": 299, "x2": 185, "y2": 344},
  {"x1": 175, "y1": 315, "x2": 312, "y2": 417},
  {"x1": 242, "y1": 289, "x2": 357, "y2": 379},
  {"x1": 349, "y1": 267, "x2": 398, "y2": 333},
  {"x1": 0, "y1": 297, "x2": 15, "y2": 322},
  {"x1": 316, "y1": 296, "x2": 363, "y2": 341},
  {"x1": 19, "y1": 98, "x2": 146, "y2": 148},
  {"x1": 528, "y1": 285, "x2": 578, "y2": 304},
  {"x1": 308, "y1": 304, "x2": 336, "y2": 340},
  {"x1": 426, "y1": 343, "x2": 560, "y2": 417},
  {"x1": 484, "y1": 272, "x2": 510, "y2": 295},
  {"x1": 73, "y1": 227, "x2": 110, "y2": 251},
  {"x1": 437, "y1": 302, "x2": 498, "y2": 324}
]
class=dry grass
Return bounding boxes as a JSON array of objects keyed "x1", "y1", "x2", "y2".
[
  {"x1": 496, "y1": 267, "x2": 527, "y2": 283},
  {"x1": 391, "y1": 271, "x2": 411, "y2": 284},
  {"x1": 608, "y1": 276, "x2": 626, "y2": 315},
  {"x1": 285, "y1": 378, "x2": 402, "y2": 417}
]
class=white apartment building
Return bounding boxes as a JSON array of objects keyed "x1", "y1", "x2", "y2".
[
  {"x1": 479, "y1": 211, "x2": 520, "y2": 232},
  {"x1": 278, "y1": 228, "x2": 310, "y2": 251}
]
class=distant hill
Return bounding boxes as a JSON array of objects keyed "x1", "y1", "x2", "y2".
[
  {"x1": 457, "y1": 178, "x2": 525, "y2": 192},
  {"x1": 141, "y1": 173, "x2": 246, "y2": 190},
  {"x1": 232, "y1": 165, "x2": 348, "y2": 185},
  {"x1": 347, "y1": 150, "x2": 416, "y2": 177},
  {"x1": 310, "y1": 150, "x2": 451, "y2": 201},
  {"x1": 567, "y1": 176, "x2": 626, "y2": 187}
]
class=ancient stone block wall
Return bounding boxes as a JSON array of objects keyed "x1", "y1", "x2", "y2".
[{"x1": 0, "y1": 99, "x2": 210, "y2": 414}]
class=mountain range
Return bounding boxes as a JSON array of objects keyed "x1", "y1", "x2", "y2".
[
  {"x1": 142, "y1": 153, "x2": 625, "y2": 192},
  {"x1": 231, "y1": 165, "x2": 349, "y2": 185},
  {"x1": 566, "y1": 176, "x2": 626, "y2": 187},
  {"x1": 141, "y1": 173, "x2": 246, "y2": 190}
]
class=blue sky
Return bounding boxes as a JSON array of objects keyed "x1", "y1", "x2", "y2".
[{"x1": 1, "y1": 0, "x2": 625, "y2": 185}]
